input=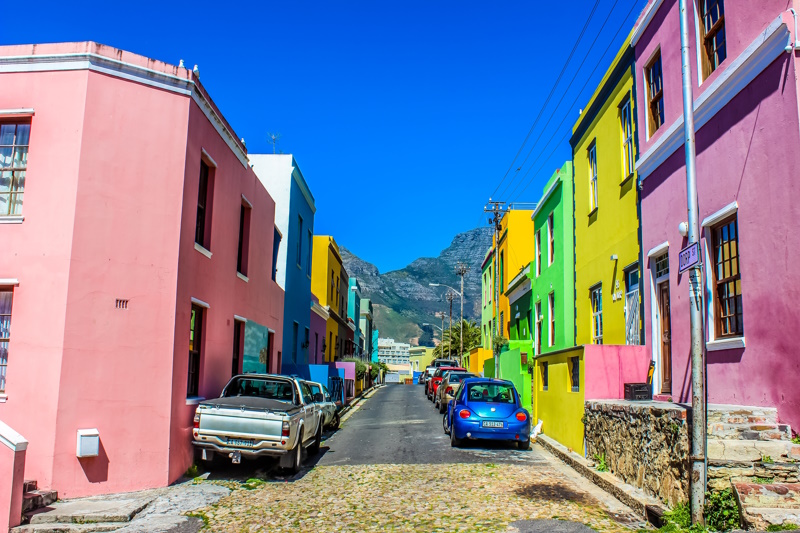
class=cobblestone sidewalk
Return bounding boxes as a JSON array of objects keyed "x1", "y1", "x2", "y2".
[{"x1": 194, "y1": 462, "x2": 644, "y2": 532}]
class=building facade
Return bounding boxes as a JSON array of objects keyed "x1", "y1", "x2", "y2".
[
  {"x1": 311, "y1": 235, "x2": 349, "y2": 362},
  {"x1": 634, "y1": 0, "x2": 800, "y2": 428},
  {"x1": 0, "y1": 42, "x2": 284, "y2": 501},
  {"x1": 480, "y1": 249, "x2": 494, "y2": 350},
  {"x1": 359, "y1": 298, "x2": 374, "y2": 360},
  {"x1": 347, "y1": 278, "x2": 363, "y2": 357},
  {"x1": 377, "y1": 338, "x2": 411, "y2": 365},
  {"x1": 250, "y1": 154, "x2": 316, "y2": 367},
  {"x1": 571, "y1": 37, "x2": 642, "y2": 349}
]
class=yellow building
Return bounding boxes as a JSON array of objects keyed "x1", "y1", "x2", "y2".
[
  {"x1": 571, "y1": 35, "x2": 642, "y2": 348},
  {"x1": 464, "y1": 346, "x2": 493, "y2": 376},
  {"x1": 311, "y1": 235, "x2": 350, "y2": 362},
  {"x1": 409, "y1": 346, "x2": 435, "y2": 372}
]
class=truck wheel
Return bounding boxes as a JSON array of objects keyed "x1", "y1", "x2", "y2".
[
  {"x1": 328, "y1": 412, "x2": 340, "y2": 431},
  {"x1": 309, "y1": 423, "x2": 322, "y2": 456},
  {"x1": 286, "y1": 431, "x2": 303, "y2": 474}
]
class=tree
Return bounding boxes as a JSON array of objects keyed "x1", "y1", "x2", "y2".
[{"x1": 432, "y1": 320, "x2": 481, "y2": 359}]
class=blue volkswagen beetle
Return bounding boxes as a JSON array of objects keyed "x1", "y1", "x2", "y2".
[{"x1": 444, "y1": 378, "x2": 531, "y2": 449}]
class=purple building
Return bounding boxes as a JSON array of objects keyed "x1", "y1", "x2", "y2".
[{"x1": 633, "y1": 1, "x2": 800, "y2": 429}]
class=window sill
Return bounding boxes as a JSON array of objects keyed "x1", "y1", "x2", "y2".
[
  {"x1": 0, "y1": 394, "x2": 7, "y2": 403},
  {"x1": 194, "y1": 243, "x2": 212, "y2": 258},
  {"x1": 0, "y1": 216, "x2": 24, "y2": 224},
  {"x1": 588, "y1": 207, "x2": 598, "y2": 217},
  {"x1": 237, "y1": 272, "x2": 249, "y2": 282},
  {"x1": 186, "y1": 396, "x2": 205, "y2": 406},
  {"x1": 706, "y1": 336, "x2": 745, "y2": 351},
  {"x1": 620, "y1": 172, "x2": 635, "y2": 186}
]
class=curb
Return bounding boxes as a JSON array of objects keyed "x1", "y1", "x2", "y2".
[{"x1": 535, "y1": 434, "x2": 666, "y2": 526}]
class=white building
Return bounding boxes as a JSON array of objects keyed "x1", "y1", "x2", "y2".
[{"x1": 377, "y1": 337, "x2": 411, "y2": 365}]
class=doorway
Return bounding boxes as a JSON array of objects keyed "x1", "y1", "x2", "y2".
[{"x1": 658, "y1": 280, "x2": 672, "y2": 394}]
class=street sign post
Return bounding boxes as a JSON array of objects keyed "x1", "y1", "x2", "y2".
[{"x1": 678, "y1": 242, "x2": 700, "y2": 273}]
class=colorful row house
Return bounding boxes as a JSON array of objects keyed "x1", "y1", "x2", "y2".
[{"x1": 310, "y1": 235, "x2": 351, "y2": 363}]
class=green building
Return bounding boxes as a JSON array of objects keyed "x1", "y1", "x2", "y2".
[{"x1": 480, "y1": 248, "x2": 494, "y2": 351}]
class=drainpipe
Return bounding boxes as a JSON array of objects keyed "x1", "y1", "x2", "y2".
[
  {"x1": 678, "y1": 0, "x2": 707, "y2": 525},
  {"x1": 786, "y1": 9, "x2": 799, "y2": 53}
]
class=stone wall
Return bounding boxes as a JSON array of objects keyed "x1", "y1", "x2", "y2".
[{"x1": 584, "y1": 400, "x2": 690, "y2": 506}]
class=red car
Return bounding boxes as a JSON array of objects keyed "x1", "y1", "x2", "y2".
[{"x1": 427, "y1": 367, "x2": 466, "y2": 401}]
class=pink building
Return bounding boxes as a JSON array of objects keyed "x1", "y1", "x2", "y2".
[
  {"x1": 0, "y1": 42, "x2": 284, "y2": 511},
  {"x1": 633, "y1": 2, "x2": 800, "y2": 429}
]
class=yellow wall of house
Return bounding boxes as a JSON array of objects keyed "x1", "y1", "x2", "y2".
[
  {"x1": 497, "y1": 210, "x2": 535, "y2": 338},
  {"x1": 312, "y1": 235, "x2": 346, "y2": 362},
  {"x1": 572, "y1": 43, "x2": 640, "y2": 347},
  {"x1": 533, "y1": 347, "x2": 585, "y2": 454},
  {"x1": 466, "y1": 347, "x2": 493, "y2": 376}
]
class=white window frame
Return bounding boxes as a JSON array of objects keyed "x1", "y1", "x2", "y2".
[
  {"x1": 548, "y1": 292, "x2": 555, "y2": 347},
  {"x1": 588, "y1": 142, "x2": 598, "y2": 212},
  {"x1": 547, "y1": 214, "x2": 554, "y2": 266},
  {"x1": 535, "y1": 231, "x2": 541, "y2": 276},
  {"x1": 0, "y1": 287, "x2": 13, "y2": 394},
  {"x1": 620, "y1": 97, "x2": 634, "y2": 179},
  {"x1": 535, "y1": 301, "x2": 542, "y2": 356},
  {"x1": 591, "y1": 284, "x2": 603, "y2": 345}
]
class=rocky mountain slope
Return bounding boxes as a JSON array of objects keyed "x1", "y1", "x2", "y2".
[{"x1": 341, "y1": 227, "x2": 493, "y2": 346}]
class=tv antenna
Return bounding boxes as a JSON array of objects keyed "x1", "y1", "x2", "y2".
[{"x1": 267, "y1": 132, "x2": 281, "y2": 154}]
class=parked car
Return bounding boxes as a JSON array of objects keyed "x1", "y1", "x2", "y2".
[
  {"x1": 192, "y1": 374, "x2": 323, "y2": 473},
  {"x1": 433, "y1": 358, "x2": 459, "y2": 368},
  {"x1": 435, "y1": 371, "x2": 477, "y2": 413},
  {"x1": 304, "y1": 380, "x2": 339, "y2": 430},
  {"x1": 427, "y1": 366, "x2": 465, "y2": 401},
  {"x1": 422, "y1": 366, "x2": 436, "y2": 388},
  {"x1": 444, "y1": 378, "x2": 531, "y2": 450}
]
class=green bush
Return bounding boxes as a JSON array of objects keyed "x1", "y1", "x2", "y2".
[
  {"x1": 661, "y1": 502, "x2": 691, "y2": 530},
  {"x1": 593, "y1": 453, "x2": 608, "y2": 472},
  {"x1": 766, "y1": 524, "x2": 798, "y2": 531},
  {"x1": 705, "y1": 489, "x2": 740, "y2": 532}
]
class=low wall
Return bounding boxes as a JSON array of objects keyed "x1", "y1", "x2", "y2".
[
  {"x1": 533, "y1": 347, "x2": 586, "y2": 454},
  {"x1": 584, "y1": 400, "x2": 690, "y2": 506},
  {"x1": 498, "y1": 348, "x2": 532, "y2": 411},
  {"x1": 0, "y1": 420, "x2": 28, "y2": 531},
  {"x1": 583, "y1": 345, "x2": 650, "y2": 399}
]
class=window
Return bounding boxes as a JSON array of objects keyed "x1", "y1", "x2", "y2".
[
  {"x1": 499, "y1": 311, "x2": 504, "y2": 337},
  {"x1": 700, "y1": 0, "x2": 726, "y2": 79},
  {"x1": 588, "y1": 142, "x2": 598, "y2": 212},
  {"x1": 547, "y1": 213, "x2": 554, "y2": 265},
  {"x1": 307, "y1": 231, "x2": 313, "y2": 276},
  {"x1": 0, "y1": 290, "x2": 13, "y2": 391},
  {"x1": 548, "y1": 292, "x2": 555, "y2": 347},
  {"x1": 291, "y1": 322, "x2": 299, "y2": 363},
  {"x1": 297, "y1": 216, "x2": 303, "y2": 267},
  {"x1": 195, "y1": 160, "x2": 214, "y2": 248},
  {"x1": 620, "y1": 97, "x2": 634, "y2": 178},
  {"x1": 232, "y1": 319, "x2": 243, "y2": 377},
  {"x1": 271, "y1": 227, "x2": 281, "y2": 281},
  {"x1": 499, "y1": 252, "x2": 504, "y2": 289},
  {"x1": 535, "y1": 302, "x2": 542, "y2": 355},
  {"x1": 331, "y1": 270, "x2": 335, "y2": 300},
  {"x1": 646, "y1": 51, "x2": 665, "y2": 135},
  {"x1": 655, "y1": 253, "x2": 670, "y2": 280},
  {"x1": 570, "y1": 356, "x2": 580, "y2": 392},
  {"x1": 535, "y1": 231, "x2": 541, "y2": 276},
  {"x1": 328, "y1": 332, "x2": 333, "y2": 361},
  {"x1": 591, "y1": 285, "x2": 603, "y2": 345},
  {"x1": 188, "y1": 305, "x2": 204, "y2": 397},
  {"x1": 625, "y1": 265, "x2": 641, "y2": 345},
  {"x1": 712, "y1": 216, "x2": 743, "y2": 337},
  {"x1": 541, "y1": 362, "x2": 549, "y2": 391},
  {"x1": 304, "y1": 328, "x2": 310, "y2": 356},
  {"x1": 237, "y1": 204, "x2": 251, "y2": 276},
  {"x1": 0, "y1": 123, "x2": 30, "y2": 216},
  {"x1": 527, "y1": 309, "x2": 533, "y2": 340}
]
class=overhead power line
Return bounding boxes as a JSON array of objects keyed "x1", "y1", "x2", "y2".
[{"x1": 489, "y1": 0, "x2": 601, "y2": 200}]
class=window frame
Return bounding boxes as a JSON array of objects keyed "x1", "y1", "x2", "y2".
[
  {"x1": 535, "y1": 231, "x2": 541, "y2": 276},
  {"x1": 591, "y1": 284, "x2": 603, "y2": 345},
  {"x1": 548, "y1": 292, "x2": 555, "y2": 347},
  {"x1": 620, "y1": 96, "x2": 634, "y2": 179},
  {"x1": 0, "y1": 122, "x2": 31, "y2": 217},
  {"x1": 188, "y1": 304, "x2": 205, "y2": 398},
  {"x1": 711, "y1": 215, "x2": 743, "y2": 338},
  {"x1": 541, "y1": 361, "x2": 549, "y2": 391},
  {"x1": 588, "y1": 141, "x2": 598, "y2": 212},
  {"x1": 0, "y1": 288, "x2": 13, "y2": 393},
  {"x1": 232, "y1": 318, "x2": 243, "y2": 377},
  {"x1": 699, "y1": 0, "x2": 726, "y2": 79},
  {"x1": 535, "y1": 301, "x2": 542, "y2": 355},
  {"x1": 547, "y1": 213, "x2": 554, "y2": 265},
  {"x1": 570, "y1": 356, "x2": 580, "y2": 392},
  {"x1": 645, "y1": 51, "x2": 665, "y2": 137},
  {"x1": 236, "y1": 203, "x2": 251, "y2": 276},
  {"x1": 195, "y1": 159, "x2": 215, "y2": 249}
]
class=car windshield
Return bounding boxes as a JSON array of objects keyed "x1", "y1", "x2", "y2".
[
  {"x1": 435, "y1": 360, "x2": 458, "y2": 367},
  {"x1": 466, "y1": 383, "x2": 515, "y2": 404},
  {"x1": 223, "y1": 377, "x2": 295, "y2": 402}
]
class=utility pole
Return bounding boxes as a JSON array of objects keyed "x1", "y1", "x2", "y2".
[
  {"x1": 446, "y1": 292, "x2": 455, "y2": 361},
  {"x1": 485, "y1": 200, "x2": 505, "y2": 377},
  {"x1": 435, "y1": 311, "x2": 447, "y2": 354},
  {"x1": 455, "y1": 262, "x2": 469, "y2": 363},
  {"x1": 678, "y1": 0, "x2": 706, "y2": 524}
]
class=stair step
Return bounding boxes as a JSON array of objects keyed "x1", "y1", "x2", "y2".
[
  {"x1": 23, "y1": 480, "x2": 38, "y2": 493},
  {"x1": 707, "y1": 439, "x2": 791, "y2": 462},
  {"x1": 708, "y1": 422, "x2": 792, "y2": 441},
  {"x1": 22, "y1": 490, "x2": 58, "y2": 513},
  {"x1": 27, "y1": 496, "x2": 152, "y2": 525},
  {"x1": 707, "y1": 405, "x2": 779, "y2": 426},
  {"x1": 733, "y1": 482, "x2": 800, "y2": 509},
  {"x1": 740, "y1": 507, "x2": 800, "y2": 530},
  {"x1": 755, "y1": 462, "x2": 800, "y2": 484},
  {"x1": 12, "y1": 523, "x2": 122, "y2": 533}
]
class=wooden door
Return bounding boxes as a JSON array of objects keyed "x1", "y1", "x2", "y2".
[{"x1": 658, "y1": 281, "x2": 672, "y2": 393}]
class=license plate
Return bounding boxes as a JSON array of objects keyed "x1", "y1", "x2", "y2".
[
  {"x1": 227, "y1": 438, "x2": 254, "y2": 447},
  {"x1": 482, "y1": 421, "x2": 504, "y2": 428}
]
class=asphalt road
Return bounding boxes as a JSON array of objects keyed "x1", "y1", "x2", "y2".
[{"x1": 317, "y1": 383, "x2": 546, "y2": 466}]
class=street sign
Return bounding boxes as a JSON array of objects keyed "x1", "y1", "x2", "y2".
[{"x1": 678, "y1": 242, "x2": 700, "y2": 273}]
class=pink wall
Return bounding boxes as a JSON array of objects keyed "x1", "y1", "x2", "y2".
[
  {"x1": 335, "y1": 361, "x2": 356, "y2": 381},
  {"x1": 0, "y1": 447, "x2": 26, "y2": 531},
  {"x1": 636, "y1": 8, "x2": 800, "y2": 430},
  {"x1": 0, "y1": 42, "x2": 284, "y2": 498},
  {"x1": 584, "y1": 345, "x2": 652, "y2": 400}
]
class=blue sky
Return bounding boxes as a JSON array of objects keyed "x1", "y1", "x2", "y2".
[{"x1": 6, "y1": 0, "x2": 646, "y2": 273}]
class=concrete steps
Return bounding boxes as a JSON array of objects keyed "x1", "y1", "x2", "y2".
[
  {"x1": 13, "y1": 494, "x2": 154, "y2": 533},
  {"x1": 707, "y1": 405, "x2": 780, "y2": 426},
  {"x1": 21, "y1": 480, "x2": 58, "y2": 515},
  {"x1": 733, "y1": 482, "x2": 800, "y2": 529},
  {"x1": 707, "y1": 422, "x2": 791, "y2": 441}
]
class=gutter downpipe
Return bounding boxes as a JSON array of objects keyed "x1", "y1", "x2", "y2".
[
  {"x1": 787, "y1": 9, "x2": 799, "y2": 53},
  {"x1": 678, "y1": 0, "x2": 707, "y2": 525}
]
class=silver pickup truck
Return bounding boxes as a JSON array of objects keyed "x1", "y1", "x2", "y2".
[{"x1": 192, "y1": 374, "x2": 323, "y2": 473}]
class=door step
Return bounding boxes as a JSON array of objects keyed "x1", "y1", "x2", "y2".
[
  {"x1": 13, "y1": 495, "x2": 154, "y2": 533},
  {"x1": 22, "y1": 489, "x2": 58, "y2": 514},
  {"x1": 733, "y1": 482, "x2": 800, "y2": 530}
]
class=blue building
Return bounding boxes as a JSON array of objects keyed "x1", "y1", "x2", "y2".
[
  {"x1": 347, "y1": 278, "x2": 363, "y2": 358},
  {"x1": 251, "y1": 154, "x2": 316, "y2": 366}
]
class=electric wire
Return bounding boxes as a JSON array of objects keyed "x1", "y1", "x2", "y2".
[
  {"x1": 489, "y1": 0, "x2": 601, "y2": 200},
  {"x1": 510, "y1": 0, "x2": 642, "y2": 201}
]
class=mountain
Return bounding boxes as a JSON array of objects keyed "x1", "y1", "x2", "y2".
[{"x1": 341, "y1": 227, "x2": 493, "y2": 347}]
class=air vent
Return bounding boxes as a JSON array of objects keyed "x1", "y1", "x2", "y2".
[{"x1": 115, "y1": 299, "x2": 129, "y2": 309}]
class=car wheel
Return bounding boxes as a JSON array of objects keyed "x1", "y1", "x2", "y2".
[
  {"x1": 286, "y1": 430, "x2": 303, "y2": 474},
  {"x1": 518, "y1": 438, "x2": 531, "y2": 450},
  {"x1": 442, "y1": 413, "x2": 450, "y2": 435},
  {"x1": 328, "y1": 412, "x2": 340, "y2": 431},
  {"x1": 309, "y1": 423, "x2": 322, "y2": 456},
  {"x1": 438, "y1": 400, "x2": 446, "y2": 414},
  {"x1": 450, "y1": 426, "x2": 462, "y2": 448}
]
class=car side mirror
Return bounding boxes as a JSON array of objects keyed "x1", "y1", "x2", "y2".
[
  {"x1": 325, "y1": 394, "x2": 331, "y2": 401},
  {"x1": 313, "y1": 392, "x2": 324, "y2": 403}
]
